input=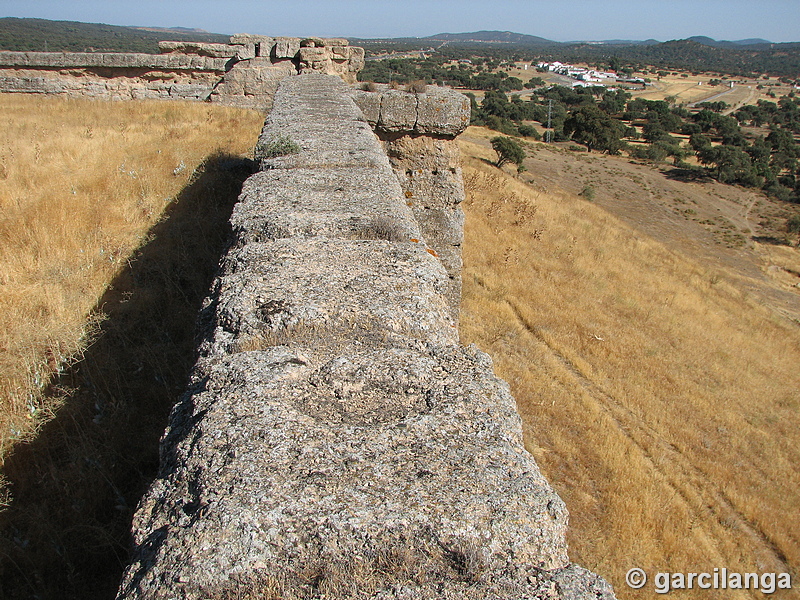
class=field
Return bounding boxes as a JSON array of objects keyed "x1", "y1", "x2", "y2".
[
  {"x1": 1, "y1": 91, "x2": 800, "y2": 600},
  {"x1": 459, "y1": 130, "x2": 800, "y2": 599},
  {"x1": 0, "y1": 94, "x2": 263, "y2": 598}
]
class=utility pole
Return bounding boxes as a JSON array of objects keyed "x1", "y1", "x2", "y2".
[{"x1": 546, "y1": 98, "x2": 553, "y2": 143}]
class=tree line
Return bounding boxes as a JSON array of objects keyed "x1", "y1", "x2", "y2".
[{"x1": 471, "y1": 84, "x2": 800, "y2": 203}]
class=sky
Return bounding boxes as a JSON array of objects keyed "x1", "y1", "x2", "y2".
[{"x1": 2, "y1": 0, "x2": 799, "y2": 43}]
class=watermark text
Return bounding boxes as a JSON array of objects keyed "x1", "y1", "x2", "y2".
[{"x1": 626, "y1": 568, "x2": 792, "y2": 594}]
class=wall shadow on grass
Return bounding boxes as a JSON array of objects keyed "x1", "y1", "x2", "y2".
[{"x1": 0, "y1": 154, "x2": 255, "y2": 600}]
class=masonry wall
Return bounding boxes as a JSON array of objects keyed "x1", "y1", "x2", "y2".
[
  {"x1": 0, "y1": 36, "x2": 364, "y2": 107},
  {"x1": 115, "y1": 73, "x2": 614, "y2": 600}
]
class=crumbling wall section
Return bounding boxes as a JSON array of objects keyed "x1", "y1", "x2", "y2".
[
  {"x1": 352, "y1": 86, "x2": 470, "y2": 318},
  {"x1": 0, "y1": 36, "x2": 364, "y2": 107},
  {"x1": 116, "y1": 73, "x2": 614, "y2": 600}
]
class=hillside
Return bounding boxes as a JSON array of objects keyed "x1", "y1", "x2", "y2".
[
  {"x1": 459, "y1": 128, "x2": 800, "y2": 599},
  {"x1": 0, "y1": 17, "x2": 229, "y2": 53}
]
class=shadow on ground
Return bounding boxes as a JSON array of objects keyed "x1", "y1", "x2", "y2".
[
  {"x1": 0, "y1": 154, "x2": 255, "y2": 600},
  {"x1": 663, "y1": 166, "x2": 713, "y2": 183}
]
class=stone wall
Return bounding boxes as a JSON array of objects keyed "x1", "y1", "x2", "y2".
[
  {"x1": 352, "y1": 86, "x2": 471, "y2": 319},
  {"x1": 115, "y1": 73, "x2": 614, "y2": 600},
  {"x1": 0, "y1": 35, "x2": 364, "y2": 107}
]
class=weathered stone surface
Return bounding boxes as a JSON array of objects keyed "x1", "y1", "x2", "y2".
[
  {"x1": 384, "y1": 136, "x2": 465, "y2": 313},
  {"x1": 157, "y1": 41, "x2": 240, "y2": 58},
  {"x1": 229, "y1": 33, "x2": 276, "y2": 46},
  {"x1": 255, "y1": 78, "x2": 387, "y2": 170},
  {"x1": 0, "y1": 71, "x2": 216, "y2": 100},
  {"x1": 273, "y1": 37, "x2": 301, "y2": 59},
  {"x1": 116, "y1": 73, "x2": 614, "y2": 600},
  {"x1": 209, "y1": 59, "x2": 296, "y2": 110},
  {"x1": 231, "y1": 167, "x2": 422, "y2": 245},
  {"x1": 378, "y1": 89, "x2": 420, "y2": 131},
  {"x1": 352, "y1": 85, "x2": 470, "y2": 137},
  {"x1": 347, "y1": 46, "x2": 366, "y2": 74},
  {"x1": 0, "y1": 34, "x2": 366, "y2": 104},
  {"x1": 352, "y1": 87, "x2": 381, "y2": 122},
  {"x1": 235, "y1": 43, "x2": 257, "y2": 60},
  {"x1": 0, "y1": 50, "x2": 228, "y2": 71}
]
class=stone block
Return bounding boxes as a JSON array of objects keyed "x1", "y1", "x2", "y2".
[
  {"x1": 234, "y1": 44, "x2": 256, "y2": 61},
  {"x1": 378, "y1": 89, "x2": 419, "y2": 132},
  {"x1": 273, "y1": 38, "x2": 301, "y2": 59},
  {"x1": 229, "y1": 34, "x2": 275, "y2": 46},
  {"x1": 415, "y1": 87, "x2": 471, "y2": 137},
  {"x1": 351, "y1": 89, "x2": 381, "y2": 125}
]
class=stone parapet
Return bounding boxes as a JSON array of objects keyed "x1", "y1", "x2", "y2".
[
  {"x1": 352, "y1": 85, "x2": 471, "y2": 137},
  {"x1": 0, "y1": 51, "x2": 229, "y2": 71},
  {"x1": 116, "y1": 73, "x2": 614, "y2": 600}
]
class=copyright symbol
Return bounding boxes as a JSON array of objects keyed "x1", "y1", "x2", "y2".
[{"x1": 626, "y1": 568, "x2": 647, "y2": 589}]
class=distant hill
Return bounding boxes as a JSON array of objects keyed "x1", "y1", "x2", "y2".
[
  {"x1": 423, "y1": 30, "x2": 558, "y2": 46},
  {"x1": 686, "y1": 35, "x2": 773, "y2": 49},
  {"x1": 0, "y1": 17, "x2": 229, "y2": 53},
  {"x1": 130, "y1": 26, "x2": 213, "y2": 34}
]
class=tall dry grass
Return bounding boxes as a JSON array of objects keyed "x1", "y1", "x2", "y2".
[
  {"x1": 0, "y1": 94, "x2": 263, "y2": 599},
  {"x1": 0, "y1": 94, "x2": 262, "y2": 461},
  {"x1": 459, "y1": 138, "x2": 800, "y2": 599}
]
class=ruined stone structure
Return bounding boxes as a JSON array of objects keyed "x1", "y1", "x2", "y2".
[
  {"x1": 114, "y1": 73, "x2": 615, "y2": 599},
  {"x1": 0, "y1": 35, "x2": 364, "y2": 108},
  {"x1": 352, "y1": 86, "x2": 470, "y2": 319}
]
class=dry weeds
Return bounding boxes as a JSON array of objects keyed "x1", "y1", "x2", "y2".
[
  {"x1": 0, "y1": 94, "x2": 262, "y2": 599},
  {"x1": 0, "y1": 94, "x2": 261, "y2": 460},
  {"x1": 459, "y1": 138, "x2": 800, "y2": 599}
]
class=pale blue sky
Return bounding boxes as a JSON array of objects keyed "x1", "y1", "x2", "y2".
[{"x1": 2, "y1": 0, "x2": 799, "y2": 42}]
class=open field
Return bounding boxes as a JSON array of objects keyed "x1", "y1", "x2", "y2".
[
  {"x1": 2, "y1": 90, "x2": 800, "y2": 599},
  {"x1": 0, "y1": 94, "x2": 263, "y2": 598},
  {"x1": 459, "y1": 130, "x2": 800, "y2": 599},
  {"x1": 0, "y1": 95, "x2": 262, "y2": 458}
]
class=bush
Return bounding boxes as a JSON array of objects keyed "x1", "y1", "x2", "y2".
[
  {"x1": 258, "y1": 134, "x2": 301, "y2": 159},
  {"x1": 579, "y1": 185, "x2": 595, "y2": 201},
  {"x1": 787, "y1": 214, "x2": 800, "y2": 234},
  {"x1": 517, "y1": 124, "x2": 541, "y2": 140}
]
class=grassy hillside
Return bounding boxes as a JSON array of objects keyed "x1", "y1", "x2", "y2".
[
  {"x1": 459, "y1": 133, "x2": 800, "y2": 599},
  {"x1": 0, "y1": 17, "x2": 230, "y2": 53},
  {"x1": 1, "y1": 92, "x2": 799, "y2": 599},
  {"x1": 0, "y1": 94, "x2": 263, "y2": 599}
]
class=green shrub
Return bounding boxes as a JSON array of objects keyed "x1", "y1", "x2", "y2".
[{"x1": 259, "y1": 134, "x2": 300, "y2": 159}]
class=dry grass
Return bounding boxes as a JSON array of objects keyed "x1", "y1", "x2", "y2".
[
  {"x1": 0, "y1": 94, "x2": 262, "y2": 460},
  {"x1": 0, "y1": 94, "x2": 263, "y2": 599},
  {"x1": 459, "y1": 138, "x2": 800, "y2": 599}
]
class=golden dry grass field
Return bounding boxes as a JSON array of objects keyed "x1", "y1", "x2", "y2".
[
  {"x1": 459, "y1": 133, "x2": 800, "y2": 599},
  {"x1": 0, "y1": 94, "x2": 262, "y2": 459},
  {"x1": 0, "y1": 94, "x2": 263, "y2": 598}
]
